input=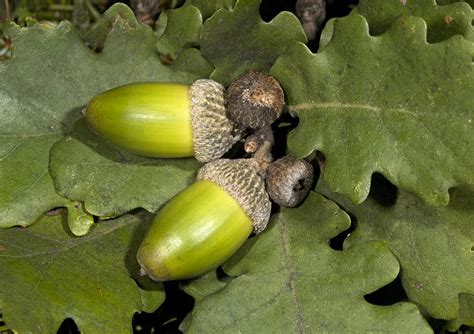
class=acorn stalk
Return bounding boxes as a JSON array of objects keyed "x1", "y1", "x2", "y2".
[
  {"x1": 137, "y1": 158, "x2": 271, "y2": 281},
  {"x1": 244, "y1": 126, "x2": 274, "y2": 177}
]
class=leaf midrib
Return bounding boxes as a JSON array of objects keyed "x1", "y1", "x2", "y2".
[
  {"x1": 277, "y1": 215, "x2": 305, "y2": 333},
  {"x1": 0, "y1": 219, "x2": 131, "y2": 259},
  {"x1": 289, "y1": 102, "x2": 471, "y2": 118}
]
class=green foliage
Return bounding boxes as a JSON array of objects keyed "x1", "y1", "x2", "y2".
[
  {"x1": 272, "y1": 14, "x2": 474, "y2": 206},
  {"x1": 319, "y1": 0, "x2": 474, "y2": 51},
  {"x1": 1, "y1": 0, "x2": 473, "y2": 332},
  {"x1": 50, "y1": 119, "x2": 199, "y2": 218},
  {"x1": 183, "y1": 0, "x2": 237, "y2": 20},
  {"x1": 200, "y1": 0, "x2": 307, "y2": 85},
  {"x1": 437, "y1": 0, "x2": 474, "y2": 7},
  {"x1": 0, "y1": 212, "x2": 164, "y2": 333},
  {"x1": 447, "y1": 294, "x2": 474, "y2": 331},
  {"x1": 65, "y1": 200, "x2": 95, "y2": 236},
  {"x1": 183, "y1": 193, "x2": 431, "y2": 333},
  {"x1": 155, "y1": 6, "x2": 202, "y2": 61},
  {"x1": 0, "y1": 309, "x2": 12, "y2": 332},
  {"x1": 80, "y1": 3, "x2": 138, "y2": 51},
  {"x1": 181, "y1": 271, "x2": 227, "y2": 302},
  {"x1": 318, "y1": 180, "x2": 474, "y2": 321},
  {"x1": 354, "y1": 0, "x2": 474, "y2": 42}
]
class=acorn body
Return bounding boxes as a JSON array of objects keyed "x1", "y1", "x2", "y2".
[
  {"x1": 87, "y1": 83, "x2": 194, "y2": 158},
  {"x1": 137, "y1": 180, "x2": 253, "y2": 281},
  {"x1": 85, "y1": 80, "x2": 241, "y2": 162},
  {"x1": 137, "y1": 159, "x2": 271, "y2": 281}
]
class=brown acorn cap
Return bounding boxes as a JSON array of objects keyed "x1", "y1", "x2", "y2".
[
  {"x1": 266, "y1": 155, "x2": 314, "y2": 207},
  {"x1": 225, "y1": 72, "x2": 285, "y2": 129},
  {"x1": 189, "y1": 79, "x2": 242, "y2": 162},
  {"x1": 197, "y1": 158, "x2": 272, "y2": 234}
]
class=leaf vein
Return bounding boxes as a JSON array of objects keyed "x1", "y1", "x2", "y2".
[
  {"x1": 0, "y1": 220, "x2": 128, "y2": 258},
  {"x1": 289, "y1": 103, "x2": 472, "y2": 118},
  {"x1": 277, "y1": 216, "x2": 305, "y2": 333}
]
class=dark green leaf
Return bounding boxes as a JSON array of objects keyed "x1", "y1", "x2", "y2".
[
  {"x1": 50, "y1": 119, "x2": 199, "y2": 218},
  {"x1": 321, "y1": 0, "x2": 473, "y2": 51},
  {"x1": 353, "y1": 0, "x2": 474, "y2": 42},
  {"x1": 80, "y1": 3, "x2": 138, "y2": 51},
  {"x1": 0, "y1": 212, "x2": 164, "y2": 333},
  {"x1": 272, "y1": 14, "x2": 474, "y2": 205},
  {"x1": 156, "y1": 6, "x2": 202, "y2": 61},
  {"x1": 181, "y1": 270, "x2": 227, "y2": 302},
  {"x1": 201, "y1": 0, "x2": 306, "y2": 85},
  {"x1": 184, "y1": 0, "x2": 237, "y2": 20},
  {"x1": 318, "y1": 179, "x2": 474, "y2": 321},
  {"x1": 437, "y1": 0, "x2": 474, "y2": 7},
  {"x1": 65, "y1": 200, "x2": 94, "y2": 236},
  {"x1": 447, "y1": 293, "x2": 474, "y2": 331},
  {"x1": 183, "y1": 193, "x2": 431, "y2": 333}
]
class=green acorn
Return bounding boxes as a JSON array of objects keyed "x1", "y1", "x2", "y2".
[
  {"x1": 85, "y1": 79, "x2": 241, "y2": 162},
  {"x1": 136, "y1": 158, "x2": 271, "y2": 281}
]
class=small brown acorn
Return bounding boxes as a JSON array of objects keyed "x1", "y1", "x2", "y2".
[
  {"x1": 225, "y1": 71, "x2": 285, "y2": 129},
  {"x1": 266, "y1": 155, "x2": 314, "y2": 207}
]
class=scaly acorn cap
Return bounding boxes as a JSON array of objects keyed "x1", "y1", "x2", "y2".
[
  {"x1": 225, "y1": 71, "x2": 285, "y2": 129},
  {"x1": 198, "y1": 158, "x2": 272, "y2": 234},
  {"x1": 190, "y1": 79, "x2": 242, "y2": 162},
  {"x1": 266, "y1": 155, "x2": 314, "y2": 207}
]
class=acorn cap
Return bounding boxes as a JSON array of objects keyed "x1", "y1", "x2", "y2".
[
  {"x1": 266, "y1": 155, "x2": 314, "y2": 207},
  {"x1": 225, "y1": 72, "x2": 285, "y2": 129},
  {"x1": 197, "y1": 158, "x2": 271, "y2": 234},
  {"x1": 190, "y1": 79, "x2": 242, "y2": 162}
]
